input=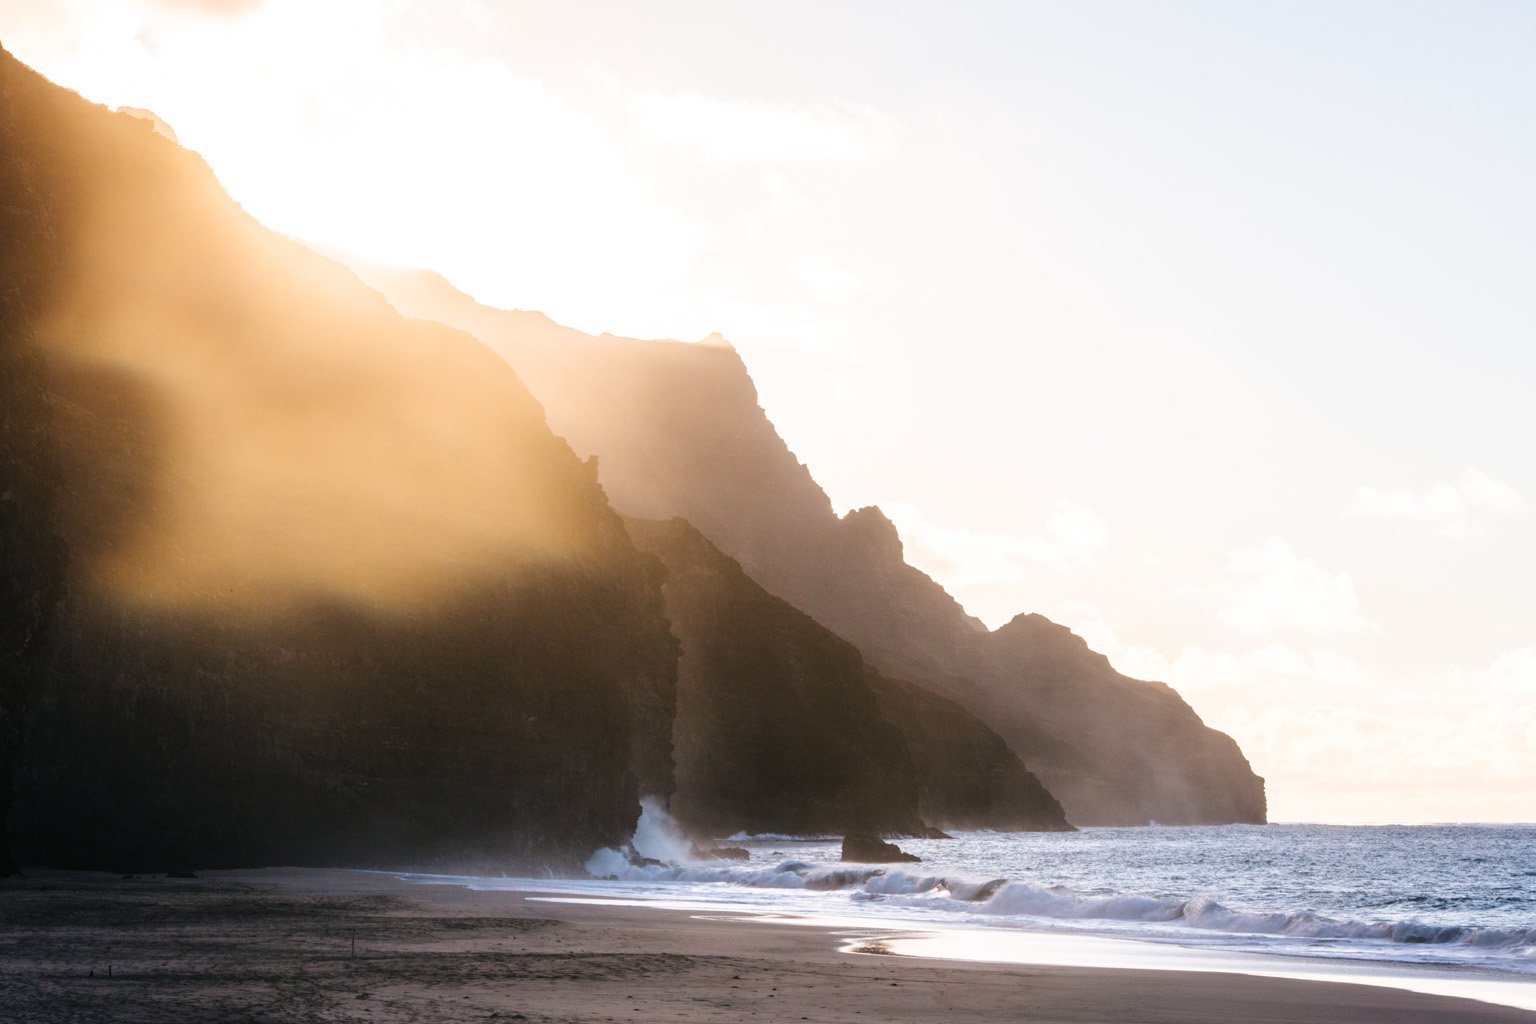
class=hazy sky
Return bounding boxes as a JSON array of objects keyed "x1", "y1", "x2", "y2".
[{"x1": 5, "y1": 0, "x2": 1533, "y2": 823}]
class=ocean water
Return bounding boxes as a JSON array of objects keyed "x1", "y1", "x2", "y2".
[{"x1": 406, "y1": 820, "x2": 1536, "y2": 1009}]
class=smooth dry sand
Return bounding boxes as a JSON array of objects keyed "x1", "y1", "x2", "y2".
[{"x1": 1, "y1": 867, "x2": 1531, "y2": 1023}]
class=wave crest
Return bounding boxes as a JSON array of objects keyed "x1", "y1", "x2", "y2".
[{"x1": 588, "y1": 856, "x2": 1536, "y2": 955}]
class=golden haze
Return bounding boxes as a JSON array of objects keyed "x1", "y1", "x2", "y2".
[{"x1": 36, "y1": 99, "x2": 608, "y2": 616}]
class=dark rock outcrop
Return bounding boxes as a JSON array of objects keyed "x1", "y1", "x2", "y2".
[
  {"x1": 866, "y1": 671, "x2": 1072, "y2": 832},
  {"x1": 0, "y1": 67, "x2": 71, "y2": 874},
  {"x1": 356, "y1": 265, "x2": 1266, "y2": 826},
  {"x1": 0, "y1": 48, "x2": 677, "y2": 872},
  {"x1": 974, "y1": 613, "x2": 1265, "y2": 825},
  {"x1": 625, "y1": 516, "x2": 924, "y2": 838},
  {"x1": 627, "y1": 516, "x2": 1068, "y2": 836},
  {"x1": 841, "y1": 833, "x2": 920, "y2": 863}
]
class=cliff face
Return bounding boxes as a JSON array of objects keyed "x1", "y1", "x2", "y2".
[
  {"x1": 793, "y1": 513, "x2": 1267, "y2": 826},
  {"x1": 625, "y1": 517, "x2": 922, "y2": 837},
  {"x1": 864, "y1": 671, "x2": 1071, "y2": 832},
  {"x1": 626, "y1": 517, "x2": 1067, "y2": 835},
  {"x1": 0, "y1": 71, "x2": 70, "y2": 874},
  {"x1": 358, "y1": 266, "x2": 1266, "y2": 827},
  {"x1": 0, "y1": 49, "x2": 676, "y2": 871}
]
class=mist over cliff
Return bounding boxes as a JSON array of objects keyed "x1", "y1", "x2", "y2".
[
  {"x1": 357, "y1": 265, "x2": 1266, "y2": 827},
  {"x1": 1, "y1": 48, "x2": 1080, "y2": 874},
  {"x1": 0, "y1": 46, "x2": 679, "y2": 871},
  {"x1": 627, "y1": 516, "x2": 1070, "y2": 837},
  {"x1": 1, "y1": 42, "x2": 1258, "y2": 881}
]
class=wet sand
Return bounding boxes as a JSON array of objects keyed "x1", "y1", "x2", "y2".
[{"x1": 1, "y1": 867, "x2": 1531, "y2": 1023}]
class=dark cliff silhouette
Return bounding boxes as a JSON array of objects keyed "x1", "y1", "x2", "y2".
[
  {"x1": 865, "y1": 670, "x2": 1071, "y2": 832},
  {"x1": 0, "y1": 66, "x2": 70, "y2": 874},
  {"x1": 627, "y1": 517, "x2": 1070, "y2": 836},
  {"x1": 356, "y1": 266, "x2": 1266, "y2": 826},
  {"x1": 0, "y1": 48, "x2": 1074, "y2": 871},
  {"x1": 0, "y1": 47, "x2": 678, "y2": 871}
]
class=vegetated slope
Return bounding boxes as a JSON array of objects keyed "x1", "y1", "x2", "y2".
[
  {"x1": 356, "y1": 264, "x2": 1265, "y2": 826},
  {"x1": 627, "y1": 516, "x2": 1070, "y2": 836},
  {"x1": 0, "y1": 47, "x2": 677, "y2": 872}
]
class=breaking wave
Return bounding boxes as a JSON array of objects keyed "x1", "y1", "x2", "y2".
[{"x1": 590, "y1": 855, "x2": 1536, "y2": 963}]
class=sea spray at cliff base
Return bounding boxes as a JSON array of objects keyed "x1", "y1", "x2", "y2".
[
  {"x1": 476, "y1": 823, "x2": 1536, "y2": 979},
  {"x1": 586, "y1": 797, "x2": 698, "y2": 876}
]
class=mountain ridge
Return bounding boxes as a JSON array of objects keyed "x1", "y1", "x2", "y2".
[
  {"x1": 354, "y1": 260, "x2": 1266, "y2": 826},
  {"x1": 1, "y1": 47, "x2": 1083, "y2": 876},
  {"x1": 0, "y1": 45, "x2": 680, "y2": 872},
  {"x1": 625, "y1": 515, "x2": 1072, "y2": 836}
]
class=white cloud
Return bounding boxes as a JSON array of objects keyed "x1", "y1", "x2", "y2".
[
  {"x1": 882, "y1": 498, "x2": 1108, "y2": 592},
  {"x1": 787, "y1": 256, "x2": 863, "y2": 299},
  {"x1": 1214, "y1": 537, "x2": 1370, "y2": 637},
  {"x1": 1045, "y1": 602, "x2": 1536, "y2": 821},
  {"x1": 1347, "y1": 467, "x2": 1526, "y2": 538},
  {"x1": 1483, "y1": 646, "x2": 1536, "y2": 696},
  {"x1": 627, "y1": 90, "x2": 898, "y2": 169},
  {"x1": 1048, "y1": 599, "x2": 1371, "y2": 694},
  {"x1": 153, "y1": 0, "x2": 261, "y2": 13},
  {"x1": 1221, "y1": 644, "x2": 1536, "y2": 806}
]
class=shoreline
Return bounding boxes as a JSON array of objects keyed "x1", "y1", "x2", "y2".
[
  {"x1": 3, "y1": 867, "x2": 1534, "y2": 1023},
  {"x1": 407, "y1": 865, "x2": 1536, "y2": 1012},
  {"x1": 504, "y1": 887, "x2": 1536, "y2": 1014},
  {"x1": 843, "y1": 919, "x2": 1536, "y2": 1014}
]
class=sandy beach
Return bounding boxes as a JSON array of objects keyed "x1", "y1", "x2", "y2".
[{"x1": 1, "y1": 867, "x2": 1530, "y2": 1023}]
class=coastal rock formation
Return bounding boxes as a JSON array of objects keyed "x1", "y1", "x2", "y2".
[
  {"x1": 625, "y1": 516, "x2": 924, "y2": 837},
  {"x1": 356, "y1": 266, "x2": 1266, "y2": 826},
  {"x1": 975, "y1": 613, "x2": 1265, "y2": 825},
  {"x1": 0, "y1": 80, "x2": 70, "y2": 874},
  {"x1": 865, "y1": 672, "x2": 1072, "y2": 832},
  {"x1": 627, "y1": 516, "x2": 1070, "y2": 836},
  {"x1": 0, "y1": 48, "x2": 677, "y2": 872},
  {"x1": 840, "y1": 834, "x2": 921, "y2": 863}
]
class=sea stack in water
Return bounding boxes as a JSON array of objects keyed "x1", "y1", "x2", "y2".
[{"x1": 841, "y1": 834, "x2": 921, "y2": 863}]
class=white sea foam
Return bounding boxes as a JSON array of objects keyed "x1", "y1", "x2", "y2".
[
  {"x1": 585, "y1": 796, "x2": 696, "y2": 876},
  {"x1": 576, "y1": 823, "x2": 1536, "y2": 974},
  {"x1": 597, "y1": 859, "x2": 1534, "y2": 951},
  {"x1": 630, "y1": 796, "x2": 696, "y2": 864}
]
